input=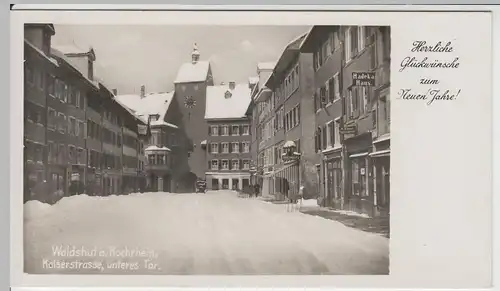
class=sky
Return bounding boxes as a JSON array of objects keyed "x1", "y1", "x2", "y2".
[{"x1": 52, "y1": 25, "x2": 310, "y2": 95}]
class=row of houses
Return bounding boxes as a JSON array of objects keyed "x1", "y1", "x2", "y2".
[
  {"x1": 248, "y1": 25, "x2": 391, "y2": 217},
  {"x1": 23, "y1": 24, "x2": 157, "y2": 203}
]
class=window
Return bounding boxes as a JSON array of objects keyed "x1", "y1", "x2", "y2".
[
  {"x1": 35, "y1": 70, "x2": 44, "y2": 90},
  {"x1": 68, "y1": 117, "x2": 75, "y2": 135},
  {"x1": 25, "y1": 66, "x2": 34, "y2": 85},
  {"x1": 47, "y1": 75, "x2": 55, "y2": 96},
  {"x1": 210, "y1": 125, "x2": 219, "y2": 136},
  {"x1": 47, "y1": 108, "x2": 56, "y2": 130},
  {"x1": 78, "y1": 121, "x2": 84, "y2": 138},
  {"x1": 352, "y1": 158, "x2": 367, "y2": 196},
  {"x1": 358, "y1": 26, "x2": 366, "y2": 52},
  {"x1": 222, "y1": 142, "x2": 229, "y2": 153},
  {"x1": 62, "y1": 83, "x2": 68, "y2": 103},
  {"x1": 211, "y1": 143, "x2": 219, "y2": 154},
  {"x1": 211, "y1": 159, "x2": 219, "y2": 170},
  {"x1": 243, "y1": 160, "x2": 250, "y2": 170},
  {"x1": 47, "y1": 141, "x2": 55, "y2": 163},
  {"x1": 68, "y1": 145, "x2": 76, "y2": 164},
  {"x1": 359, "y1": 86, "x2": 368, "y2": 114},
  {"x1": 322, "y1": 125, "x2": 327, "y2": 150},
  {"x1": 333, "y1": 74, "x2": 340, "y2": 100},
  {"x1": 221, "y1": 159, "x2": 229, "y2": 170},
  {"x1": 58, "y1": 113, "x2": 66, "y2": 133},
  {"x1": 232, "y1": 142, "x2": 240, "y2": 153},
  {"x1": 231, "y1": 125, "x2": 240, "y2": 136},
  {"x1": 75, "y1": 90, "x2": 81, "y2": 108},
  {"x1": 231, "y1": 159, "x2": 240, "y2": 170},
  {"x1": 242, "y1": 142, "x2": 250, "y2": 153},
  {"x1": 334, "y1": 118, "x2": 341, "y2": 146},
  {"x1": 242, "y1": 125, "x2": 250, "y2": 135},
  {"x1": 221, "y1": 125, "x2": 229, "y2": 136},
  {"x1": 327, "y1": 121, "x2": 334, "y2": 148}
]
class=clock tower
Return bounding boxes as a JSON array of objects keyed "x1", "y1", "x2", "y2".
[{"x1": 173, "y1": 43, "x2": 213, "y2": 190}]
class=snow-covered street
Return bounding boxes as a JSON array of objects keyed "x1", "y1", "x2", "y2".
[{"x1": 24, "y1": 191, "x2": 389, "y2": 275}]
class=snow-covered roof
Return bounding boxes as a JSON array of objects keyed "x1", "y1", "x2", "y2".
[
  {"x1": 174, "y1": 61, "x2": 210, "y2": 84},
  {"x1": 283, "y1": 140, "x2": 297, "y2": 149},
  {"x1": 145, "y1": 145, "x2": 171, "y2": 152},
  {"x1": 257, "y1": 62, "x2": 276, "y2": 71},
  {"x1": 24, "y1": 39, "x2": 59, "y2": 67},
  {"x1": 115, "y1": 92, "x2": 176, "y2": 127},
  {"x1": 205, "y1": 83, "x2": 252, "y2": 120},
  {"x1": 51, "y1": 44, "x2": 89, "y2": 55},
  {"x1": 248, "y1": 76, "x2": 259, "y2": 85},
  {"x1": 150, "y1": 120, "x2": 178, "y2": 129}
]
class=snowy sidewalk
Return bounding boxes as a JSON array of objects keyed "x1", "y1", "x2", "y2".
[{"x1": 24, "y1": 191, "x2": 389, "y2": 275}]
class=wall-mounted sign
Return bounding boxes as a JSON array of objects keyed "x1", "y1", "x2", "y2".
[
  {"x1": 352, "y1": 72, "x2": 375, "y2": 86},
  {"x1": 340, "y1": 125, "x2": 357, "y2": 135}
]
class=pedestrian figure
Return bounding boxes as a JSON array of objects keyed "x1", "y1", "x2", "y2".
[{"x1": 253, "y1": 183, "x2": 260, "y2": 199}]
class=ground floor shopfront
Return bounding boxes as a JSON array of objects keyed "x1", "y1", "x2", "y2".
[
  {"x1": 322, "y1": 148, "x2": 343, "y2": 209},
  {"x1": 329, "y1": 132, "x2": 391, "y2": 217},
  {"x1": 206, "y1": 172, "x2": 251, "y2": 191}
]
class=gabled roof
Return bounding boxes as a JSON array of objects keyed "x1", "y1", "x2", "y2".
[
  {"x1": 115, "y1": 92, "x2": 176, "y2": 128},
  {"x1": 257, "y1": 62, "x2": 276, "y2": 71},
  {"x1": 205, "y1": 84, "x2": 252, "y2": 120},
  {"x1": 174, "y1": 61, "x2": 210, "y2": 84}
]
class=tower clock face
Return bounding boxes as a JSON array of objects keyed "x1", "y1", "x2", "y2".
[{"x1": 184, "y1": 96, "x2": 196, "y2": 108}]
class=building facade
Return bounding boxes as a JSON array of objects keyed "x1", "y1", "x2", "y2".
[
  {"x1": 205, "y1": 83, "x2": 253, "y2": 191},
  {"x1": 255, "y1": 33, "x2": 317, "y2": 200},
  {"x1": 23, "y1": 23, "x2": 147, "y2": 203},
  {"x1": 115, "y1": 88, "x2": 188, "y2": 193}
]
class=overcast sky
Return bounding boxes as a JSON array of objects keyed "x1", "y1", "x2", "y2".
[{"x1": 52, "y1": 25, "x2": 310, "y2": 95}]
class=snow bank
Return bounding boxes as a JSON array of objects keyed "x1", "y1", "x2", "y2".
[
  {"x1": 331, "y1": 210, "x2": 370, "y2": 219},
  {"x1": 24, "y1": 200, "x2": 52, "y2": 220},
  {"x1": 301, "y1": 198, "x2": 319, "y2": 207},
  {"x1": 24, "y1": 191, "x2": 388, "y2": 275}
]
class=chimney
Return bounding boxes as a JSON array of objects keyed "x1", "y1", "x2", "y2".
[
  {"x1": 112, "y1": 89, "x2": 117, "y2": 96},
  {"x1": 140, "y1": 85, "x2": 146, "y2": 99},
  {"x1": 229, "y1": 81, "x2": 236, "y2": 90}
]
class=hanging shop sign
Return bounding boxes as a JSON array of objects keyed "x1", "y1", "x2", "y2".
[{"x1": 352, "y1": 72, "x2": 376, "y2": 86}]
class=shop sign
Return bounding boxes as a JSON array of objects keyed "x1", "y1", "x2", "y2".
[
  {"x1": 340, "y1": 125, "x2": 357, "y2": 135},
  {"x1": 352, "y1": 72, "x2": 375, "y2": 86}
]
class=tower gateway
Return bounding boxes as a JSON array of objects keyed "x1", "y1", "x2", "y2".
[{"x1": 173, "y1": 43, "x2": 214, "y2": 192}]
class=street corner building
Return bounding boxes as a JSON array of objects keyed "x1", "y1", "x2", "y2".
[
  {"x1": 249, "y1": 25, "x2": 391, "y2": 217},
  {"x1": 23, "y1": 23, "x2": 150, "y2": 203}
]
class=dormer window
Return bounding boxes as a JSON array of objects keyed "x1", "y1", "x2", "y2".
[
  {"x1": 225, "y1": 90, "x2": 232, "y2": 99},
  {"x1": 149, "y1": 114, "x2": 160, "y2": 122}
]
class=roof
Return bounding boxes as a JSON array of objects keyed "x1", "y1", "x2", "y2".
[
  {"x1": 52, "y1": 44, "x2": 89, "y2": 55},
  {"x1": 50, "y1": 47, "x2": 99, "y2": 90},
  {"x1": 264, "y1": 32, "x2": 308, "y2": 88},
  {"x1": 115, "y1": 91, "x2": 176, "y2": 127},
  {"x1": 174, "y1": 61, "x2": 210, "y2": 84},
  {"x1": 145, "y1": 145, "x2": 171, "y2": 152},
  {"x1": 24, "y1": 39, "x2": 59, "y2": 67},
  {"x1": 248, "y1": 76, "x2": 259, "y2": 85},
  {"x1": 205, "y1": 83, "x2": 252, "y2": 120},
  {"x1": 257, "y1": 62, "x2": 276, "y2": 71}
]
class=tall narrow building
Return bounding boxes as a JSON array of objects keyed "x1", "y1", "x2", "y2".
[{"x1": 173, "y1": 43, "x2": 214, "y2": 190}]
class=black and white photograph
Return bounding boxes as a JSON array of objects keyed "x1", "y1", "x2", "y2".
[{"x1": 22, "y1": 22, "x2": 392, "y2": 275}]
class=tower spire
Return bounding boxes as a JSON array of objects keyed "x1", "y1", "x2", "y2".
[{"x1": 191, "y1": 43, "x2": 200, "y2": 64}]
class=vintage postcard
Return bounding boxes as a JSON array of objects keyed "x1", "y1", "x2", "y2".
[{"x1": 10, "y1": 5, "x2": 493, "y2": 289}]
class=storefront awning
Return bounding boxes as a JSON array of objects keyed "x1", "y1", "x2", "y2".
[
  {"x1": 349, "y1": 152, "x2": 369, "y2": 158},
  {"x1": 369, "y1": 149, "x2": 390, "y2": 158}
]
